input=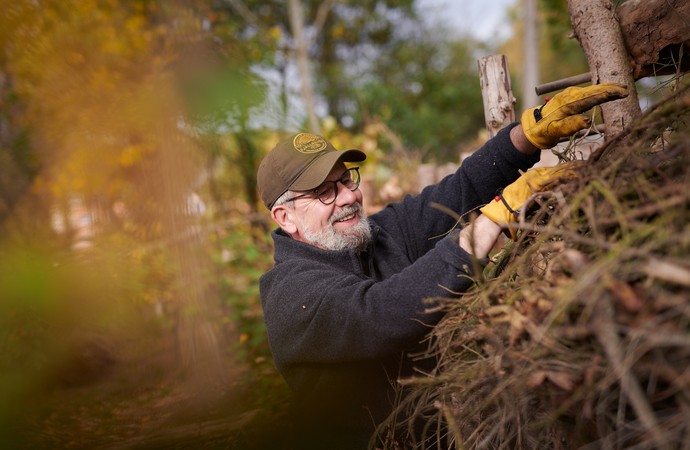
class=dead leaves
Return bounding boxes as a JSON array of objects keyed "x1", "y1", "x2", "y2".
[{"x1": 526, "y1": 368, "x2": 578, "y2": 392}]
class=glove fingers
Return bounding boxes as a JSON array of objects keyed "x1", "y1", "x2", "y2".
[
  {"x1": 546, "y1": 114, "x2": 592, "y2": 137},
  {"x1": 481, "y1": 162, "x2": 582, "y2": 240},
  {"x1": 535, "y1": 162, "x2": 581, "y2": 190},
  {"x1": 521, "y1": 164, "x2": 581, "y2": 193},
  {"x1": 547, "y1": 83, "x2": 629, "y2": 116}
]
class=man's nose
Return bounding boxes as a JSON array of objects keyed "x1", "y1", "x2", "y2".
[{"x1": 335, "y1": 181, "x2": 357, "y2": 205}]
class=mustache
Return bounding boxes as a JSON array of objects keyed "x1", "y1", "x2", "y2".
[{"x1": 329, "y1": 203, "x2": 363, "y2": 224}]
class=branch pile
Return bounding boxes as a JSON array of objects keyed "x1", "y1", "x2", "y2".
[{"x1": 384, "y1": 85, "x2": 690, "y2": 450}]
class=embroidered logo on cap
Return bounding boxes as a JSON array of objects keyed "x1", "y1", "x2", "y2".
[{"x1": 293, "y1": 133, "x2": 328, "y2": 154}]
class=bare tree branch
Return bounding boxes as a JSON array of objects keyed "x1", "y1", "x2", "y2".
[
  {"x1": 313, "y1": 0, "x2": 336, "y2": 41},
  {"x1": 225, "y1": 0, "x2": 262, "y2": 30}
]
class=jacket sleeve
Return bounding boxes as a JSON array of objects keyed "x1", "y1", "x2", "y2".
[{"x1": 373, "y1": 123, "x2": 540, "y2": 261}]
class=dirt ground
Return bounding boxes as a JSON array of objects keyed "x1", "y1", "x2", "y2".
[{"x1": 12, "y1": 330, "x2": 291, "y2": 450}]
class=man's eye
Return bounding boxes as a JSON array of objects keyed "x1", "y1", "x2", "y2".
[{"x1": 316, "y1": 185, "x2": 332, "y2": 197}]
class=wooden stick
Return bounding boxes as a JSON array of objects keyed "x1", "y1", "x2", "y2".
[{"x1": 535, "y1": 73, "x2": 591, "y2": 96}]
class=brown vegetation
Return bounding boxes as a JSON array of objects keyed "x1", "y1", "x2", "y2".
[{"x1": 383, "y1": 84, "x2": 690, "y2": 449}]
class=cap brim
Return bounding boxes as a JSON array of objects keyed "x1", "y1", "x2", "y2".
[{"x1": 289, "y1": 149, "x2": 366, "y2": 191}]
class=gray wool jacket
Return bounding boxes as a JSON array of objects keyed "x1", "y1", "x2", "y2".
[{"x1": 259, "y1": 123, "x2": 539, "y2": 448}]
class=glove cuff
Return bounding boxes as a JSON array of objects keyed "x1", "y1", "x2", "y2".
[
  {"x1": 480, "y1": 193, "x2": 520, "y2": 240},
  {"x1": 520, "y1": 106, "x2": 553, "y2": 149}
]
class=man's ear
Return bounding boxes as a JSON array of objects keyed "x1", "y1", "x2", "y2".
[{"x1": 271, "y1": 205, "x2": 298, "y2": 235}]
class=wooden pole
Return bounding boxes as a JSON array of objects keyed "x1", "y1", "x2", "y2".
[{"x1": 478, "y1": 55, "x2": 516, "y2": 139}]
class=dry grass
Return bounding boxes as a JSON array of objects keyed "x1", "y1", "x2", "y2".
[{"x1": 381, "y1": 83, "x2": 690, "y2": 450}]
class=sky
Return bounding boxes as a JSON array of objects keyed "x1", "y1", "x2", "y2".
[{"x1": 415, "y1": 0, "x2": 517, "y2": 42}]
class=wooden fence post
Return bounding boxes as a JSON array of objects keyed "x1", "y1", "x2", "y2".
[{"x1": 478, "y1": 55, "x2": 516, "y2": 139}]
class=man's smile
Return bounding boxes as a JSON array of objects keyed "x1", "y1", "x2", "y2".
[
  {"x1": 330, "y1": 205, "x2": 361, "y2": 227},
  {"x1": 334, "y1": 211, "x2": 357, "y2": 223}
]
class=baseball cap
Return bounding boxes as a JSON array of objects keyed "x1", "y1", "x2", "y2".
[{"x1": 257, "y1": 133, "x2": 366, "y2": 209}]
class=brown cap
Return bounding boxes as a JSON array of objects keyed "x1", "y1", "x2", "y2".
[{"x1": 257, "y1": 133, "x2": 366, "y2": 209}]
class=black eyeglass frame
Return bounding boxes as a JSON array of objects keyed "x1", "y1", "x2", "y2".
[{"x1": 283, "y1": 167, "x2": 361, "y2": 205}]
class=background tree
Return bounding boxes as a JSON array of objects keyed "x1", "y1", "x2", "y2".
[
  {"x1": 210, "y1": 0, "x2": 488, "y2": 164},
  {"x1": 501, "y1": 0, "x2": 589, "y2": 109},
  {"x1": 0, "y1": 0, "x2": 251, "y2": 415},
  {"x1": 357, "y1": 36, "x2": 487, "y2": 162}
]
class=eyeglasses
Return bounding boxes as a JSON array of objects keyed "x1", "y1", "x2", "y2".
[{"x1": 284, "y1": 167, "x2": 360, "y2": 205}]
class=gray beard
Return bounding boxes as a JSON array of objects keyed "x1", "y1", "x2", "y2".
[{"x1": 299, "y1": 203, "x2": 373, "y2": 251}]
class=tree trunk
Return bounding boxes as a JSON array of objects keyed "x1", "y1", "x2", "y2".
[
  {"x1": 617, "y1": 0, "x2": 690, "y2": 79},
  {"x1": 522, "y1": 0, "x2": 539, "y2": 109},
  {"x1": 234, "y1": 127, "x2": 259, "y2": 212},
  {"x1": 288, "y1": 0, "x2": 321, "y2": 134},
  {"x1": 567, "y1": 0, "x2": 641, "y2": 138},
  {"x1": 153, "y1": 121, "x2": 231, "y2": 404},
  {"x1": 536, "y1": 1, "x2": 690, "y2": 94}
]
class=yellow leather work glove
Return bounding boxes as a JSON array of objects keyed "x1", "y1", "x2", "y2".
[
  {"x1": 480, "y1": 163, "x2": 580, "y2": 240},
  {"x1": 521, "y1": 82, "x2": 628, "y2": 149}
]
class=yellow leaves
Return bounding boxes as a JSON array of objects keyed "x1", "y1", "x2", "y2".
[
  {"x1": 100, "y1": 26, "x2": 127, "y2": 56},
  {"x1": 7, "y1": 0, "x2": 212, "y2": 236},
  {"x1": 268, "y1": 26, "x2": 282, "y2": 42},
  {"x1": 125, "y1": 13, "x2": 146, "y2": 33},
  {"x1": 99, "y1": 18, "x2": 152, "y2": 58},
  {"x1": 31, "y1": 175, "x2": 47, "y2": 195},
  {"x1": 118, "y1": 144, "x2": 144, "y2": 168},
  {"x1": 47, "y1": 153, "x2": 92, "y2": 198},
  {"x1": 49, "y1": 179, "x2": 65, "y2": 199},
  {"x1": 65, "y1": 51, "x2": 86, "y2": 65},
  {"x1": 90, "y1": 66, "x2": 119, "y2": 92},
  {"x1": 331, "y1": 23, "x2": 346, "y2": 39},
  {"x1": 76, "y1": 0, "x2": 99, "y2": 15},
  {"x1": 6, "y1": 0, "x2": 174, "y2": 193}
]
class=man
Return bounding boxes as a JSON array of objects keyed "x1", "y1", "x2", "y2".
[{"x1": 256, "y1": 83, "x2": 627, "y2": 449}]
